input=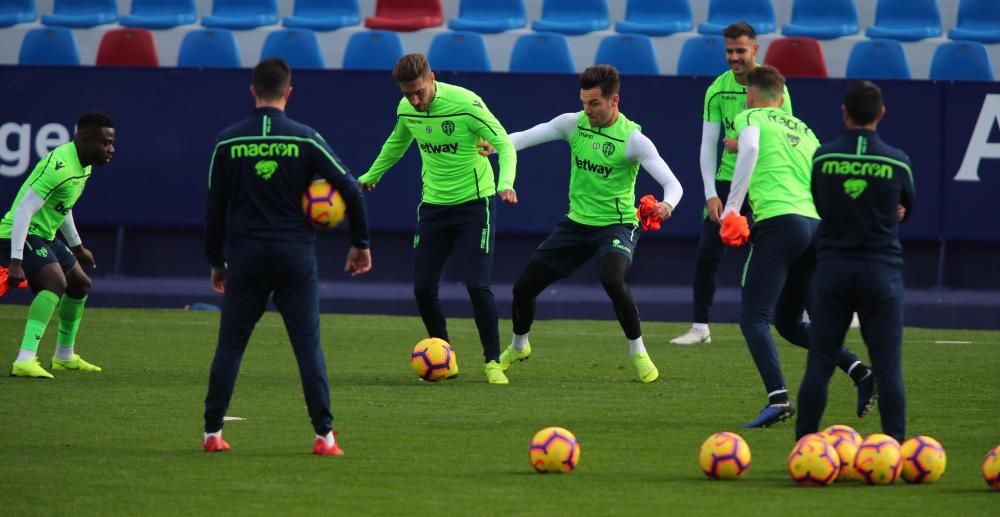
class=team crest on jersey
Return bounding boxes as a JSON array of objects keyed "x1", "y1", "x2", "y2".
[
  {"x1": 254, "y1": 160, "x2": 278, "y2": 180},
  {"x1": 602, "y1": 142, "x2": 616, "y2": 157},
  {"x1": 786, "y1": 133, "x2": 801, "y2": 147},
  {"x1": 441, "y1": 120, "x2": 455, "y2": 136},
  {"x1": 425, "y1": 126, "x2": 432, "y2": 133},
  {"x1": 36, "y1": 248, "x2": 48, "y2": 258},
  {"x1": 843, "y1": 178, "x2": 868, "y2": 199},
  {"x1": 741, "y1": 101, "x2": 747, "y2": 109}
]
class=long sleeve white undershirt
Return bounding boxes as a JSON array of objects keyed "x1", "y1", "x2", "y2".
[
  {"x1": 60, "y1": 210, "x2": 82, "y2": 247},
  {"x1": 700, "y1": 121, "x2": 721, "y2": 200},
  {"x1": 722, "y1": 126, "x2": 760, "y2": 219},
  {"x1": 9, "y1": 188, "x2": 45, "y2": 260},
  {"x1": 509, "y1": 113, "x2": 683, "y2": 209}
]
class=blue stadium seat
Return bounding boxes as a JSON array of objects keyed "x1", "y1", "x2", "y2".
[
  {"x1": 594, "y1": 33, "x2": 659, "y2": 75},
  {"x1": 447, "y1": 0, "x2": 525, "y2": 34},
  {"x1": 865, "y1": 0, "x2": 940, "y2": 42},
  {"x1": 930, "y1": 41, "x2": 996, "y2": 82},
  {"x1": 260, "y1": 28, "x2": 324, "y2": 69},
  {"x1": 948, "y1": 0, "x2": 1000, "y2": 44},
  {"x1": 781, "y1": 0, "x2": 858, "y2": 40},
  {"x1": 531, "y1": 0, "x2": 608, "y2": 36},
  {"x1": 509, "y1": 32, "x2": 575, "y2": 73},
  {"x1": 342, "y1": 29, "x2": 403, "y2": 70},
  {"x1": 18, "y1": 26, "x2": 80, "y2": 65},
  {"x1": 676, "y1": 35, "x2": 728, "y2": 76},
  {"x1": 0, "y1": 0, "x2": 36, "y2": 27},
  {"x1": 202, "y1": 0, "x2": 278, "y2": 30},
  {"x1": 41, "y1": 0, "x2": 117, "y2": 28},
  {"x1": 178, "y1": 28, "x2": 240, "y2": 68},
  {"x1": 698, "y1": 0, "x2": 775, "y2": 35},
  {"x1": 846, "y1": 39, "x2": 911, "y2": 79},
  {"x1": 615, "y1": 0, "x2": 691, "y2": 37},
  {"x1": 427, "y1": 31, "x2": 491, "y2": 72},
  {"x1": 283, "y1": 0, "x2": 359, "y2": 31},
  {"x1": 120, "y1": 0, "x2": 196, "y2": 29}
]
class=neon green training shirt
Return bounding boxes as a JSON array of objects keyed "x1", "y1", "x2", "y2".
[
  {"x1": 734, "y1": 107, "x2": 819, "y2": 222},
  {"x1": 704, "y1": 69, "x2": 793, "y2": 181},
  {"x1": 568, "y1": 112, "x2": 642, "y2": 226},
  {"x1": 0, "y1": 142, "x2": 91, "y2": 241},
  {"x1": 359, "y1": 81, "x2": 516, "y2": 206}
]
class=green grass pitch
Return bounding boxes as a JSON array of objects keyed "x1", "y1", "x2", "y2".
[{"x1": 1, "y1": 306, "x2": 997, "y2": 516}]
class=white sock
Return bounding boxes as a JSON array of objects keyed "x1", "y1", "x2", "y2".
[
  {"x1": 316, "y1": 431, "x2": 335, "y2": 445},
  {"x1": 203, "y1": 431, "x2": 222, "y2": 441},
  {"x1": 692, "y1": 323, "x2": 709, "y2": 333},
  {"x1": 16, "y1": 348, "x2": 36, "y2": 362},
  {"x1": 512, "y1": 333, "x2": 529, "y2": 352},
  {"x1": 628, "y1": 336, "x2": 646, "y2": 355},
  {"x1": 55, "y1": 345, "x2": 74, "y2": 361}
]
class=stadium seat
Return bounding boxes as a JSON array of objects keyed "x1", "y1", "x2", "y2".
[
  {"x1": 119, "y1": 0, "x2": 196, "y2": 29},
  {"x1": 18, "y1": 26, "x2": 80, "y2": 65},
  {"x1": 698, "y1": 0, "x2": 775, "y2": 35},
  {"x1": 594, "y1": 33, "x2": 659, "y2": 75},
  {"x1": 677, "y1": 35, "x2": 728, "y2": 77},
  {"x1": 427, "y1": 31, "x2": 490, "y2": 72},
  {"x1": 260, "y1": 28, "x2": 324, "y2": 69},
  {"x1": 764, "y1": 37, "x2": 828, "y2": 78},
  {"x1": 781, "y1": 0, "x2": 858, "y2": 40},
  {"x1": 615, "y1": 0, "x2": 692, "y2": 37},
  {"x1": 41, "y1": 0, "x2": 117, "y2": 28},
  {"x1": 364, "y1": 0, "x2": 442, "y2": 32},
  {"x1": 342, "y1": 29, "x2": 403, "y2": 70},
  {"x1": 531, "y1": 0, "x2": 609, "y2": 36},
  {"x1": 177, "y1": 28, "x2": 240, "y2": 68},
  {"x1": 929, "y1": 41, "x2": 996, "y2": 82},
  {"x1": 509, "y1": 32, "x2": 575, "y2": 73},
  {"x1": 283, "y1": 0, "x2": 359, "y2": 31},
  {"x1": 447, "y1": 0, "x2": 525, "y2": 34},
  {"x1": 948, "y1": 0, "x2": 1000, "y2": 44},
  {"x1": 202, "y1": 0, "x2": 278, "y2": 30},
  {"x1": 96, "y1": 28, "x2": 159, "y2": 66},
  {"x1": 0, "y1": 0, "x2": 35, "y2": 27},
  {"x1": 865, "y1": 0, "x2": 941, "y2": 42},
  {"x1": 845, "y1": 39, "x2": 910, "y2": 79}
]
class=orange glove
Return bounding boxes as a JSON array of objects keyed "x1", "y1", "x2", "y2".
[
  {"x1": 636, "y1": 194, "x2": 662, "y2": 232},
  {"x1": 720, "y1": 212, "x2": 750, "y2": 247},
  {"x1": 0, "y1": 266, "x2": 28, "y2": 298}
]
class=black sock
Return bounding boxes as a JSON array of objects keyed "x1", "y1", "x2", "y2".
[
  {"x1": 769, "y1": 391, "x2": 790, "y2": 405},
  {"x1": 849, "y1": 363, "x2": 872, "y2": 385}
]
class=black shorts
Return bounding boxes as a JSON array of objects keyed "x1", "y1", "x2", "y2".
[
  {"x1": 1, "y1": 235, "x2": 77, "y2": 277},
  {"x1": 530, "y1": 219, "x2": 639, "y2": 278}
]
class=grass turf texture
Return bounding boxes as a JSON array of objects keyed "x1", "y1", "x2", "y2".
[{"x1": 1, "y1": 306, "x2": 997, "y2": 516}]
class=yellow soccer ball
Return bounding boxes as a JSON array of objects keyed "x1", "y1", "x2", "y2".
[
  {"x1": 823, "y1": 424, "x2": 862, "y2": 446},
  {"x1": 788, "y1": 437, "x2": 840, "y2": 486},
  {"x1": 854, "y1": 433, "x2": 902, "y2": 485},
  {"x1": 529, "y1": 427, "x2": 580, "y2": 473},
  {"x1": 302, "y1": 179, "x2": 346, "y2": 229},
  {"x1": 699, "y1": 432, "x2": 751, "y2": 480},
  {"x1": 900, "y1": 436, "x2": 947, "y2": 484},
  {"x1": 983, "y1": 444, "x2": 1000, "y2": 491},
  {"x1": 823, "y1": 432, "x2": 860, "y2": 482},
  {"x1": 410, "y1": 338, "x2": 457, "y2": 382}
]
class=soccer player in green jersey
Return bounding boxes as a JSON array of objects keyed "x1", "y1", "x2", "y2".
[
  {"x1": 496, "y1": 65, "x2": 684, "y2": 383},
  {"x1": 358, "y1": 54, "x2": 517, "y2": 385},
  {"x1": 718, "y1": 67, "x2": 874, "y2": 428},
  {"x1": 672, "y1": 21, "x2": 793, "y2": 346},
  {"x1": 0, "y1": 112, "x2": 115, "y2": 378}
]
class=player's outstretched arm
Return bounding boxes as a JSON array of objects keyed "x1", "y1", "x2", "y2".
[
  {"x1": 628, "y1": 131, "x2": 683, "y2": 220},
  {"x1": 508, "y1": 113, "x2": 577, "y2": 152},
  {"x1": 358, "y1": 118, "x2": 414, "y2": 190}
]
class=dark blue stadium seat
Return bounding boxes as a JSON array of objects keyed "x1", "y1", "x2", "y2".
[
  {"x1": 531, "y1": 0, "x2": 608, "y2": 36},
  {"x1": 260, "y1": 28, "x2": 324, "y2": 69},
  {"x1": 781, "y1": 0, "x2": 858, "y2": 40},
  {"x1": 698, "y1": 0, "x2": 775, "y2": 35},
  {"x1": 41, "y1": 0, "x2": 117, "y2": 28},
  {"x1": 0, "y1": 0, "x2": 36, "y2": 27},
  {"x1": 177, "y1": 28, "x2": 241, "y2": 68},
  {"x1": 846, "y1": 39, "x2": 911, "y2": 79},
  {"x1": 18, "y1": 26, "x2": 80, "y2": 65},
  {"x1": 930, "y1": 41, "x2": 995, "y2": 82},
  {"x1": 865, "y1": 0, "x2": 941, "y2": 42},
  {"x1": 594, "y1": 33, "x2": 659, "y2": 75},
  {"x1": 615, "y1": 0, "x2": 692, "y2": 37},
  {"x1": 509, "y1": 32, "x2": 574, "y2": 73},
  {"x1": 948, "y1": 0, "x2": 1000, "y2": 44},
  {"x1": 427, "y1": 31, "x2": 491, "y2": 72},
  {"x1": 677, "y1": 35, "x2": 728, "y2": 76},
  {"x1": 342, "y1": 29, "x2": 403, "y2": 70},
  {"x1": 120, "y1": 0, "x2": 196, "y2": 29},
  {"x1": 202, "y1": 0, "x2": 277, "y2": 30},
  {"x1": 283, "y1": 0, "x2": 359, "y2": 31},
  {"x1": 447, "y1": 0, "x2": 525, "y2": 34}
]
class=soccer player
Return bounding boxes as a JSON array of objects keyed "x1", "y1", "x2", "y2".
[
  {"x1": 1, "y1": 112, "x2": 115, "y2": 379},
  {"x1": 358, "y1": 53, "x2": 517, "y2": 385},
  {"x1": 497, "y1": 65, "x2": 683, "y2": 383},
  {"x1": 797, "y1": 82, "x2": 913, "y2": 443},
  {"x1": 202, "y1": 58, "x2": 372, "y2": 455},
  {"x1": 719, "y1": 66, "x2": 876, "y2": 428},
  {"x1": 672, "y1": 21, "x2": 793, "y2": 346}
]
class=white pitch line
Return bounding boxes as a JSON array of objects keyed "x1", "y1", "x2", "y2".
[{"x1": 934, "y1": 340, "x2": 972, "y2": 344}]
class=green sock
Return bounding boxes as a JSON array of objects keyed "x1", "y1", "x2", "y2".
[
  {"x1": 57, "y1": 294, "x2": 88, "y2": 348},
  {"x1": 20, "y1": 290, "x2": 60, "y2": 352}
]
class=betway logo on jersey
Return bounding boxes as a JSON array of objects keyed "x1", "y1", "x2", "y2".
[
  {"x1": 419, "y1": 142, "x2": 459, "y2": 154},
  {"x1": 231, "y1": 142, "x2": 299, "y2": 159},
  {"x1": 821, "y1": 160, "x2": 894, "y2": 179},
  {"x1": 574, "y1": 156, "x2": 612, "y2": 177}
]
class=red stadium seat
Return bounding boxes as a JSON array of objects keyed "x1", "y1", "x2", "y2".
[
  {"x1": 364, "y1": 0, "x2": 442, "y2": 32},
  {"x1": 764, "y1": 37, "x2": 827, "y2": 78},
  {"x1": 96, "y1": 28, "x2": 159, "y2": 66}
]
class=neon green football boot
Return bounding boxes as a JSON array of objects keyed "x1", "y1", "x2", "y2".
[
  {"x1": 484, "y1": 361, "x2": 509, "y2": 384},
  {"x1": 11, "y1": 358, "x2": 54, "y2": 379},
  {"x1": 498, "y1": 342, "x2": 531, "y2": 372},
  {"x1": 631, "y1": 352, "x2": 659, "y2": 383},
  {"x1": 51, "y1": 354, "x2": 102, "y2": 372}
]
